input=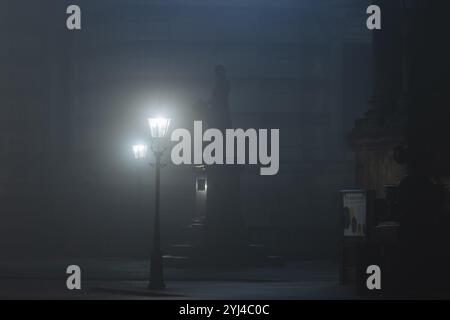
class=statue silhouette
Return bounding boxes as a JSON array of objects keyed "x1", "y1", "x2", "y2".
[
  {"x1": 204, "y1": 65, "x2": 246, "y2": 258},
  {"x1": 208, "y1": 65, "x2": 231, "y2": 130}
]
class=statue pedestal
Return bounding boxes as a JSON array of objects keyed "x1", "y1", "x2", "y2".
[{"x1": 349, "y1": 106, "x2": 406, "y2": 198}]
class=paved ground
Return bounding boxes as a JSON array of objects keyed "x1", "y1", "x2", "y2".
[{"x1": 0, "y1": 259, "x2": 357, "y2": 299}]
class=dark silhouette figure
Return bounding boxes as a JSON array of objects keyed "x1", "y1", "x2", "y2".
[{"x1": 395, "y1": 148, "x2": 449, "y2": 297}]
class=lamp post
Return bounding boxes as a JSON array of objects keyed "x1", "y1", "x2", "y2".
[
  {"x1": 147, "y1": 117, "x2": 170, "y2": 290},
  {"x1": 133, "y1": 117, "x2": 171, "y2": 290}
]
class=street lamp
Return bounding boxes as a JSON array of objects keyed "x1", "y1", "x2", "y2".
[
  {"x1": 147, "y1": 117, "x2": 170, "y2": 289},
  {"x1": 133, "y1": 117, "x2": 171, "y2": 290},
  {"x1": 148, "y1": 117, "x2": 171, "y2": 138},
  {"x1": 132, "y1": 144, "x2": 148, "y2": 160}
]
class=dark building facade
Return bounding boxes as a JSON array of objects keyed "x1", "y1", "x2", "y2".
[
  {"x1": 349, "y1": 0, "x2": 450, "y2": 295},
  {"x1": 1, "y1": 0, "x2": 372, "y2": 260}
]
